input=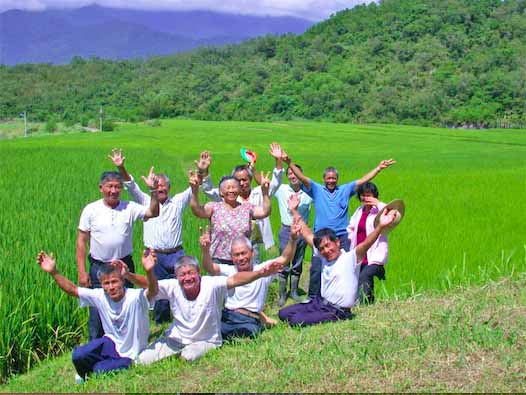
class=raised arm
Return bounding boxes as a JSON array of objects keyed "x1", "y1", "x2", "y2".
[
  {"x1": 199, "y1": 226, "x2": 220, "y2": 275},
  {"x1": 288, "y1": 193, "x2": 314, "y2": 247},
  {"x1": 141, "y1": 167, "x2": 160, "y2": 220},
  {"x1": 355, "y1": 208, "x2": 396, "y2": 262},
  {"x1": 140, "y1": 249, "x2": 159, "y2": 301},
  {"x1": 354, "y1": 159, "x2": 396, "y2": 191},
  {"x1": 108, "y1": 148, "x2": 132, "y2": 182},
  {"x1": 76, "y1": 230, "x2": 90, "y2": 287},
  {"x1": 37, "y1": 252, "x2": 78, "y2": 297},
  {"x1": 281, "y1": 149, "x2": 311, "y2": 189},
  {"x1": 196, "y1": 151, "x2": 222, "y2": 201},
  {"x1": 226, "y1": 260, "x2": 282, "y2": 289},
  {"x1": 274, "y1": 216, "x2": 300, "y2": 265},
  {"x1": 189, "y1": 170, "x2": 213, "y2": 218},
  {"x1": 251, "y1": 171, "x2": 271, "y2": 219}
]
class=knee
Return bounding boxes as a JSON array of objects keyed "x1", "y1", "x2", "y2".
[{"x1": 72, "y1": 346, "x2": 84, "y2": 364}]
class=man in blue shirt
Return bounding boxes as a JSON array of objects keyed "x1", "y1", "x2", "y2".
[{"x1": 282, "y1": 151, "x2": 395, "y2": 299}]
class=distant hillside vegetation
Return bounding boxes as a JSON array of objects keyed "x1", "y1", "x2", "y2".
[{"x1": 1, "y1": 0, "x2": 525, "y2": 127}]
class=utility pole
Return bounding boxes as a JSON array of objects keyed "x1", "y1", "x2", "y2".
[
  {"x1": 99, "y1": 107, "x2": 103, "y2": 132},
  {"x1": 20, "y1": 111, "x2": 27, "y2": 137}
]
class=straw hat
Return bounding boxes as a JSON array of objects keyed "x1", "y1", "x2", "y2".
[{"x1": 374, "y1": 199, "x2": 405, "y2": 232}]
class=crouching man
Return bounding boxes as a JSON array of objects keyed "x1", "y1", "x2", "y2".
[
  {"x1": 36, "y1": 249, "x2": 158, "y2": 381},
  {"x1": 278, "y1": 194, "x2": 398, "y2": 326},
  {"x1": 123, "y1": 251, "x2": 282, "y2": 364},
  {"x1": 199, "y1": 219, "x2": 299, "y2": 340}
]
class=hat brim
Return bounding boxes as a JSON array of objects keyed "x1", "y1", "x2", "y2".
[{"x1": 374, "y1": 199, "x2": 405, "y2": 232}]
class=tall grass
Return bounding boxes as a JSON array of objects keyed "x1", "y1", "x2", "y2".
[{"x1": 0, "y1": 120, "x2": 524, "y2": 380}]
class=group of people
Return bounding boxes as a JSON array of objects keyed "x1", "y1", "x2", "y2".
[{"x1": 36, "y1": 143, "x2": 399, "y2": 382}]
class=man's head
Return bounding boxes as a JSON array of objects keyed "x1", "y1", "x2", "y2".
[
  {"x1": 97, "y1": 264, "x2": 125, "y2": 302},
  {"x1": 231, "y1": 236, "x2": 254, "y2": 272},
  {"x1": 174, "y1": 256, "x2": 201, "y2": 298},
  {"x1": 356, "y1": 182, "x2": 379, "y2": 202},
  {"x1": 232, "y1": 165, "x2": 252, "y2": 196},
  {"x1": 313, "y1": 228, "x2": 341, "y2": 261},
  {"x1": 157, "y1": 173, "x2": 171, "y2": 203},
  {"x1": 219, "y1": 176, "x2": 241, "y2": 203},
  {"x1": 322, "y1": 167, "x2": 339, "y2": 192},
  {"x1": 287, "y1": 164, "x2": 303, "y2": 188},
  {"x1": 99, "y1": 171, "x2": 123, "y2": 207}
]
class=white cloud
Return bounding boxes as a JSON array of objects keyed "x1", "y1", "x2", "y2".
[{"x1": 0, "y1": 0, "x2": 377, "y2": 20}]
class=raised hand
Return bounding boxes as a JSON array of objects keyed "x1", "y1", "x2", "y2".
[
  {"x1": 260, "y1": 171, "x2": 271, "y2": 195},
  {"x1": 261, "y1": 260, "x2": 283, "y2": 277},
  {"x1": 280, "y1": 148, "x2": 290, "y2": 163},
  {"x1": 287, "y1": 192, "x2": 300, "y2": 212},
  {"x1": 378, "y1": 159, "x2": 396, "y2": 169},
  {"x1": 141, "y1": 249, "x2": 157, "y2": 272},
  {"x1": 141, "y1": 166, "x2": 159, "y2": 191},
  {"x1": 36, "y1": 251, "x2": 57, "y2": 273},
  {"x1": 291, "y1": 215, "x2": 302, "y2": 240},
  {"x1": 195, "y1": 151, "x2": 211, "y2": 174},
  {"x1": 111, "y1": 259, "x2": 130, "y2": 277},
  {"x1": 188, "y1": 169, "x2": 201, "y2": 191},
  {"x1": 199, "y1": 226, "x2": 211, "y2": 250},
  {"x1": 269, "y1": 142, "x2": 283, "y2": 160},
  {"x1": 379, "y1": 208, "x2": 397, "y2": 228},
  {"x1": 108, "y1": 148, "x2": 125, "y2": 167}
]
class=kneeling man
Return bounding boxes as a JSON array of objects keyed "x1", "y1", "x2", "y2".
[
  {"x1": 199, "y1": 221, "x2": 299, "y2": 340},
  {"x1": 36, "y1": 249, "x2": 158, "y2": 380}
]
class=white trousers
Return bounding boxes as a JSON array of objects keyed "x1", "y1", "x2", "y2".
[{"x1": 138, "y1": 336, "x2": 219, "y2": 365}]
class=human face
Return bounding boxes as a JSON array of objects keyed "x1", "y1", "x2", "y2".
[
  {"x1": 100, "y1": 272, "x2": 125, "y2": 302},
  {"x1": 234, "y1": 169, "x2": 251, "y2": 196},
  {"x1": 323, "y1": 171, "x2": 338, "y2": 192},
  {"x1": 360, "y1": 191, "x2": 375, "y2": 208},
  {"x1": 99, "y1": 179, "x2": 122, "y2": 207},
  {"x1": 220, "y1": 179, "x2": 240, "y2": 204},
  {"x1": 176, "y1": 265, "x2": 201, "y2": 297},
  {"x1": 317, "y1": 237, "x2": 341, "y2": 262},
  {"x1": 231, "y1": 243, "x2": 253, "y2": 272},
  {"x1": 157, "y1": 178, "x2": 170, "y2": 204},
  {"x1": 287, "y1": 168, "x2": 300, "y2": 188}
]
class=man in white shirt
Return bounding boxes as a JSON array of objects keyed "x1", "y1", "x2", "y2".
[
  {"x1": 278, "y1": 204, "x2": 397, "y2": 327},
  {"x1": 109, "y1": 148, "x2": 207, "y2": 325},
  {"x1": 36, "y1": 249, "x2": 158, "y2": 381},
  {"x1": 123, "y1": 255, "x2": 282, "y2": 364},
  {"x1": 76, "y1": 170, "x2": 159, "y2": 340},
  {"x1": 199, "y1": 219, "x2": 299, "y2": 339},
  {"x1": 199, "y1": 143, "x2": 284, "y2": 263}
]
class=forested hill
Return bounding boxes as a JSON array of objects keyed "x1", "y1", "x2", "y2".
[{"x1": 1, "y1": 0, "x2": 525, "y2": 128}]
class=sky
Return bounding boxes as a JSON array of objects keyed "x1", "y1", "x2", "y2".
[{"x1": 0, "y1": 0, "x2": 377, "y2": 20}]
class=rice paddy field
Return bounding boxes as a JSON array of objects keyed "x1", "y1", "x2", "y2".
[{"x1": 0, "y1": 119, "x2": 524, "y2": 381}]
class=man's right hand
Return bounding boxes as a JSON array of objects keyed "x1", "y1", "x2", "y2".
[
  {"x1": 78, "y1": 271, "x2": 91, "y2": 287},
  {"x1": 108, "y1": 148, "x2": 125, "y2": 167},
  {"x1": 195, "y1": 151, "x2": 211, "y2": 175},
  {"x1": 199, "y1": 226, "x2": 211, "y2": 250},
  {"x1": 37, "y1": 251, "x2": 57, "y2": 274}
]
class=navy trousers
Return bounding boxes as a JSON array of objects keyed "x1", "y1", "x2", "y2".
[
  {"x1": 278, "y1": 296, "x2": 352, "y2": 327},
  {"x1": 153, "y1": 249, "x2": 185, "y2": 324},
  {"x1": 221, "y1": 309, "x2": 263, "y2": 340},
  {"x1": 72, "y1": 336, "x2": 132, "y2": 379},
  {"x1": 308, "y1": 233, "x2": 350, "y2": 298},
  {"x1": 88, "y1": 255, "x2": 135, "y2": 340}
]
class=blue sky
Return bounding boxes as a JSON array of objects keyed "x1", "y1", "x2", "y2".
[{"x1": 0, "y1": 0, "x2": 376, "y2": 20}]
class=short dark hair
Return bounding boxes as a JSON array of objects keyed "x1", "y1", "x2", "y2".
[
  {"x1": 323, "y1": 166, "x2": 339, "y2": 178},
  {"x1": 232, "y1": 165, "x2": 252, "y2": 180},
  {"x1": 288, "y1": 164, "x2": 303, "y2": 172},
  {"x1": 356, "y1": 182, "x2": 379, "y2": 201},
  {"x1": 313, "y1": 228, "x2": 338, "y2": 249},
  {"x1": 96, "y1": 264, "x2": 121, "y2": 281},
  {"x1": 100, "y1": 171, "x2": 123, "y2": 185}
]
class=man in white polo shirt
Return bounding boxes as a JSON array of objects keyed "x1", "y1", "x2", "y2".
[
  {"x1": 109, "y1": 148, "x2": 209, "y2": 325},
  {"x1": 199, "y1": 219, "x2": 299, "y2": 339},
  {"x1": 123, "y1": 255, "x2": 282, "y2": 364},
  {"x1": 36, "y1": 248, "x2": 158, "y2": 382},
  {"x1": 278, "y1": 202, "x2": 397, "y2": 327},
  {"x1": 76, "y1": 170, "x2": 159, "y2": 340}
]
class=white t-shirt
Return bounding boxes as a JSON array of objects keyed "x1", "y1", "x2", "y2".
[
  {"x1": 78, "y1": 199, "x2": 147, "y2": 261},
  {"x1": 218, "y1": 260, "x2": 275, "y2": 313},
  {"x1": 78, "y1": 287, "x2": 150, "y2": 360},
  {"x1": 319, "y1": 248, "x2": 360, "y2": 309},
  {"x1": 155, "y1": 276, "x2": 229, "y2": 345}
]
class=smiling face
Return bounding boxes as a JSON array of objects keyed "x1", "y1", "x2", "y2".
[
  {"x1": 99, "y1": 179, "x2": 123, "y2": 208},
  {"x1": 323, "y1": 171, "x2": 338, "y2": 192},
  {"x1": 157, "y1": 177, "x2": 170, "y2": 204},
  {"x1": 231, "y1": 242, "x2": 254, "y2": 272},
  {"x1": 234, "y1": 169, "x2": 251, "y2": 197},
  {"x1": 287, "y1": 167, "x2": 300, "y2": 188},
  {"x1": 176, "y1": 264, "x2": 201, "y2": 299},
  {"x1": 317, "y1": 237, "x2": 341, "y2": 262},
  {"x1": 100, "y1": 272, "x2": 125, "y2": 302},
  {"x1": 220, "y1": 178, "x2": 241, "y2": 204}
]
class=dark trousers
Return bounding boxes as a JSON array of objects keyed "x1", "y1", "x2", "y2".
[
  {"x1": 278, "y1": 296, "x2": 352, "y2": 327},
  {"x1": 72, "y1": 336, "x2": 132, "y2": 379},
  {"x1": 278, "y1": 225, "x2": 307, "y2": 278},
  {"x1": 88, "y1": 255, "x2": 135, "y2": 340},
  {"x1": 308, "y1": 233, "x2": 350, "y2": 298},
  {"x1": 358, "y1": 264, "x2": 385, "y2": 304},
  {"x1": 153, "y1": 249, "x2": 185, "y2": 324},
  {"x1": 221, "y1": 309, "x2": 263, "y2": 340}
]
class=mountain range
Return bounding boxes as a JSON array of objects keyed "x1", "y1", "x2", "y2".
[{"x1": 0, "y1": 4, "x2": 314, "y2": 65}]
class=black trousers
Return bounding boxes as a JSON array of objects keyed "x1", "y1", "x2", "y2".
[{"x1": 358, "y1": 264, "x2": 385, "y2": 304}]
